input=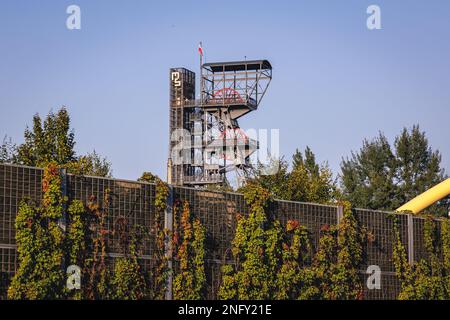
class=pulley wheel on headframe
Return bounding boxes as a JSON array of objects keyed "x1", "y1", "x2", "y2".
[{"x1": 213, "y1": 88, "x2": 244, "y2": 104}]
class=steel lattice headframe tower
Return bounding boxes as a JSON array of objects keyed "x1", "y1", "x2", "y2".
[{"x1": 168, "y1": 59, "x2": 272, "y2": 187}]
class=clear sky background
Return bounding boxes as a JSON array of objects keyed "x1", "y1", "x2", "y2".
[{"x1": 1, "y1": 0, "x2": 449, "y2": 181}]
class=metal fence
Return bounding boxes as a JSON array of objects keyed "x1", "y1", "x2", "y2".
[
  {"x1": 0, "y1": 164, "x2": 159, "y2": 297},
  {"x1": 0, "y1": 163, "x2": 444, "y2": 300},
  {"x1": 354, "y1": 209, "x2": 407, "y2": 299}
]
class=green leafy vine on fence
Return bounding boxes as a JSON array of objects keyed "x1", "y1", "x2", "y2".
[
  {"x1": 152, "y1": 179, "x2": 170, "y2": 299},
  {"x1": 218, "y1": 184, "x2": 365, "y2": 300},
  {"x1": 442, "y1": 219, "x2": 450, "y2": 292},
  {"x1": 392, "y1": 214, "x2": 450, "y2": 299},
  {"x1": 66, "y1": 199, "x2": 89, "y2": 299},
  {"x1": 8, "y1": 162, "x2": 449, "y2": 300},
  {"x1": 297, "y1": 202, "x2": 364, "y2": 300},
  {"x1": 110, "y1": 191, "x2": 148, "y2": 299},
  {"x1": 275, "y1": 220, "x2": 312, "y2": 299},
  {"x1": 84, "y1": 193, "x2": 110, "y2": 299},
  {"x1": 218, "y1": 182, "x2": 274, "y2": 300},
  {"x1": 332, "y1": 201, "x2": 365, "y2": 299},
  {"x1": 111, "y1": 237, "x2": 147, "y2": 300},
  {"x1": 8, "y1": 162, "x2": 66, "y2": 299},
  {"x1": 173, "y1": 201, "x2": 206, "y2": 300}
]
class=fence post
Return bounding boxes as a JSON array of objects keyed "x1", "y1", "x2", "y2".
[
  {"x1": 59, "y1": 168, "x2": 68, "y2": 232},
  {"x1": 337, "y1": 205, "x2": 344, "y2": 224},
  {"x1": 59, "y1": 168, "x2": 69, "y2": 281},
  {"x1": 164, "y1": 185, "x2": 174, "y2": 300},
  {"x1": 407, "y1": 214, "x2": 414, "y2": 265}
]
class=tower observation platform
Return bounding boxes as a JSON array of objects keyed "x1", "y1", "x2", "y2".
[{"x1": 168, "y1": 59, "x2": 272, "y2": 187}]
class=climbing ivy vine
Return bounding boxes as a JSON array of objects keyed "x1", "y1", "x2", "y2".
[
  {"x1": 280, "y1": 202, "x2": 365, "y2": 300},
  {"x1": 218, "y1": 183, "x2": 275, "y2": 299},
  {"x1": 218, "y1": 185, "x2": 365, "y2": 300},
  {"x1": 442, "y1": 219, "x2": 450, "y2": 294},
  {"x1": 66, "y1": 199, "x2": 88, "y2": 300},
  {"x1": 151, "y1": 179, "x2": 170, "y2": 300},
  {"x1": 9, "y1": 167, "x2": 178, "y2": 300},
  {"x1": 274, "y1": 220, "x2": 312, "y2": 299},
  {"x1": 111, "y1": 238, "x2": 147, "y2": 300},
  {"x1": 8, "y1": 162, "x2": 66, "y2": 299},
  {"x1": 393, "y1": 215, "x2": 450, "y2": 300},
  {"x1": 7, "y1": 162, "x2": 450, "y2": 300},
  {"x1": 84, "y1": 193, "x2": 110, "y2": 299},
  {"x1": 331, "y1": 201, "x2": 365, "y2": 299},
  {"x1": 173, "y1": 201, "x2": 206, "y2": 300}
]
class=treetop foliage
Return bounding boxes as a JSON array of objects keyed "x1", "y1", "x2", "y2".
[
  {"x1": 242, "y1": 146, "x2": 338, "y2": 205},
  {"x1": 138, "y1": 171, "x2": 160, "y2": 183},
  {"x1": 340, "y1": 125, "x2": 448, "y2": 216},
  {"x1": 1, "y1": 107, "x2": 112, "y2": 177},
  {"x1": 1, "y1": 108, "x2": 448, "y2": 216}
]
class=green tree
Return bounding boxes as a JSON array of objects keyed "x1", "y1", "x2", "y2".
[
  {"x1": 293, "y1": 146, "x2": 319, "y2": 176},
  {"x1": 17, "y1": 108, "x2": 75, "y2": 166},
  {"x1": 16, "y1": 114, "x2": 43, "y2": 165},
  {"x1": 340, "y1": 126, "x2": 448, "y2": 215},
  {"x1": 243, "y1": 147, "x2": 337, "y2": 204},
  {"x1": 0, "y1": 136, "x2": 18, "y2": 163},
  {"x1": 138, "y1": 171, "x2": 160, "y2": 183},
  {"x1": 243, "y1": 157, "x2": 289, "y2": 199},
  {"x1": 287, "y1": 148, "x2": 337, "y2": 203},
  {"x1": 341, "y1": 133, "x2": 397, "y2": 210},
  {"x1": 66, "y1": 151, "x2": 112, "y2": 177},
  {"x1": 9, "y1": 107, "x2": 112, "y2": 177},
  {"x1": 395, "y1": 125, "x2": 447, "y2": 215}
]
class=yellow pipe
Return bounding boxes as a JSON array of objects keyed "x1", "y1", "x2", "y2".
[{"x1": 396, "y1": 178, "x2": 450, "y2": 214}]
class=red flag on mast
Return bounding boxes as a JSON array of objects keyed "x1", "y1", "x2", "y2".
[{"x1": 198, "y1": 42, "x2": 203, "y2": 56}]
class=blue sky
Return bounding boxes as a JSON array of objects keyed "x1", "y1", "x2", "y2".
[{"x1": 1, "y1": 0, "x2": 449, "y2": 181}]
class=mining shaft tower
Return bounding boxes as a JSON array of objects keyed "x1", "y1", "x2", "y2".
[{"x1": 168, "y1": 58, "x2": 272, "y2": 187}]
